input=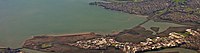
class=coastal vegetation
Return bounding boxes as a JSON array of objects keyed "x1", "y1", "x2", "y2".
[
  {"x1": 150, "y1": 27, "x2": 159, "y2": 33},
  {"x1": 22, "y1": 27, "x2": 200, "y2": 53},
  {"x1": 172, "y1": 0, "x2": 187, "y2": 4},
  {"x1": 107, "y1": 0, "x2": 144, "y2": 2},
  {"x1": 2, "y1": 0, "x2": 199, "y2": 53},
  {"x1": 90, "y1": 0, "x2": 200, "y2": 26},
  {"x1": 132, "y1": 0, "x2": 144, "y2": 2},
  {"x1": 40, "y1": 43, "x2": 53, "y2": 49}
]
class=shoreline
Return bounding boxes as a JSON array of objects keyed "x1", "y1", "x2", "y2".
[
  {"x1": 21, "y1": 26, "x2": 200, "y2": 53},
  {"x1": 133, "y1": 14, "x2": 148, "y2": 18},
  {"x1": 8, "y1": 0, "x2": 200, "y2": 53},
  {"x1": 89, "y1": 0, "x2": 200, "y2": 26}
]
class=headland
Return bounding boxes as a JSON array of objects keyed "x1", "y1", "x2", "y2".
[{"x1": 8, "y1": 0, "x2": 200, "y2": 53}]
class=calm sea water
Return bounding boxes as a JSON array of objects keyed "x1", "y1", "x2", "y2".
[{"x1": 0, "y1": 0, "x2": 192, "y2": 53}]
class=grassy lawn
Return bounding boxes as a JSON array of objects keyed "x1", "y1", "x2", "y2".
[{"x1": 173, "y1": 0, "x2": 187, "y2": 4}]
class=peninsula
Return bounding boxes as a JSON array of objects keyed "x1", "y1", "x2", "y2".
[
  {"x1": 21, "y1": 0, "x2": 200, "y2": 53},
  {"x1": 22, "y1": 26, "x2": 200, "y2": 53}
]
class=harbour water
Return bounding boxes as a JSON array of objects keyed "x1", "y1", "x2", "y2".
[{"x1": 0, "y1": 0, "x2": 190, "y2": 53}]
